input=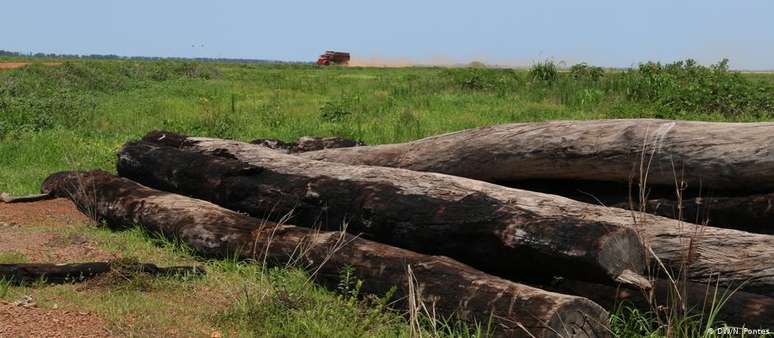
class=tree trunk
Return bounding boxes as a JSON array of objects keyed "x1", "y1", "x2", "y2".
[
  {"x1": 42, "y1": 170, "x2": 611, "y2": 338},
  {"x1": 299, "y1": 119, "x2": 774, "y2": 193},
  {"x1": 132, "y1": 132, "x2": 774, "y2": 297},
  {"x1": 0, "y1": 261, "x2": 204, "y2": 284},
  {"x1": 614, "y1": 194, "x2": 774, "y2": 234},
  {"x1": 546, "y1": 278, "x2": 774, "y2": 329},
  {"x1": 121, "y1": 134, "x2": 649, "y2": 289}
]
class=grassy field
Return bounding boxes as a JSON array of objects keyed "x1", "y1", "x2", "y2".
[{"x1": 1, "y1": 58, "x2": 773, "y2": 337}]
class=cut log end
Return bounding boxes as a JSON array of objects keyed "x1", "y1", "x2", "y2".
[
  {"x1": 598, "y1": 229, "x2": 649, "y2": 289},
  {"x1": 546, "y1": 298, "x2": 610, "y2": 338}
]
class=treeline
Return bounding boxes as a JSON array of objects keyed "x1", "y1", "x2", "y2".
[{"x1": 0, "y1": 49, "x2": 309, "y2": 64}]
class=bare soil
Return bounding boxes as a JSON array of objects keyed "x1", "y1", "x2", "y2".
[
  {"x1": 0, "y1": 301, "x2": 113, "y2": 337},
  {"x1": 0, "y1": 199, "x2": 113, "y2": 337}
]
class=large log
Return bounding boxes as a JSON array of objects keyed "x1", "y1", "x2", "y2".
[
  {"x1": 0, "y1": 262, "x2": 204, "y2": 284},
  {"x1": 121, "y1": 135, "x2": 649, "y2": 289},
  {"x1": 614, "y1": 194, "x2": 774, "y2": 234},
  {"x1": 42, "y1": 171, "x2": 611, "y2": 338},
  {"x1": 298, "y1": 119, "x2": 774, "y2": 193},
  {"x1": 131, "y1": 132, "x2": 774, "y2": 297}
]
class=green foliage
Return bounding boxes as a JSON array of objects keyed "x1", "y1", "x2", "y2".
[
  {"x1": 569, "y1": 63, "x2": 605, "y2": 81},
  {"x1": 0, "y1": 60, "x2": 220, "y2": 137},
  {"x1": 320, "y1": 96, "x2": 355, "y2": 123},
  {"x1": 442, "y1": 67, "x2": 523, "y2": 94},
  {"x1": 622, "y1": 59, "x2": 774, "y2": 117},
  {"x1": 529, "y1": 60, "x2": 559, "y2": 83},
  {"x1": 0, "y1": 278, "x2": 10, "y2": 299}
]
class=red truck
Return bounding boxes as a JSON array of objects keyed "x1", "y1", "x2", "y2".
[{"x1": 316, "y1": 51, "x2": 350, "y2": 66}]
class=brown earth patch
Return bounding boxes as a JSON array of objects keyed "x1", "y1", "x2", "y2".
[
  {"x1": 0, "y1": 199, "x2": 113, "y2": 263},
  {"x1": 0, "y1": 300, "x2": 113, "y2": 337},
  {"x1": 0, "y1": 198, "x2": 91, "y2": 228}
]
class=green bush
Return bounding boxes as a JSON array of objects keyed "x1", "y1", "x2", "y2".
[
  {"x1": 529, "y1": 60, "x2": 559, "y2": 84},
  {"x1": 569, "y1": 63, "x2": 605, "y2": 82},
  {"x1": 621, "y1": 59, "x2": 774, "y2": 117}
]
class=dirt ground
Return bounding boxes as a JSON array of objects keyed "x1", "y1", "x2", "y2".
[{"x1": 0, "y1": 199, "x2": 114, "y2": 337}]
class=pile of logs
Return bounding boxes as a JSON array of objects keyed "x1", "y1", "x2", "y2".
[{"x1": 38, "y1": 119, "x2": 774, "y2": 337}]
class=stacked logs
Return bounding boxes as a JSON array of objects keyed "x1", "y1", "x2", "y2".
[{"x1": 38, "y1": 119, "x2": 774, "y2": 335}]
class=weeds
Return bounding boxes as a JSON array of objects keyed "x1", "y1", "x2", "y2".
[{"x1": 529, "y1": 60, "x2": 559, "y2": 84}]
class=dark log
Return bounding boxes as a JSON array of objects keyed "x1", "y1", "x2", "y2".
[
  {"x1": 546, "y1": 278, "x2": 774, "y2": 329},
  {"x1": 122, "y1": 135, "x2": 649, "y2": 289},
  {"x1": 131, "y1": 132, "x2": 774, "y2": 297},
  {"x1": 298, "y1": 119, "x2": 774, "y2": 193},
  {"x1": 42, "y1": 170, "x2": 611, "y2": 338},
  {"x1": 613, "y1": 194, "x2": 774, "y2": 234},
  {"x1": 250, "y1": 136, "x2": 366, "y2": 153},
  {"x1": 0, "y1": 261, "x2": 205, "y2": 284}
]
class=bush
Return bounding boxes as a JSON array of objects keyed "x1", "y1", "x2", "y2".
[
  {"x1": 569, "y1": 63, "x2": 605, "y2": 82},
  {"x1": 529, "y1": 60, "x2": 559, "y2": 84},
  {"x1": 622, "y1": 59, "x2": 774, "y2": 117}
]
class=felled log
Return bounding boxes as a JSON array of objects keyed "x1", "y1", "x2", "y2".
[
  {"x1": 131, "y1": 132, "x2": 774, "y2": 297},
  {"x1": 614, "y1": 194, "x2": 774, "y2": 234},
  {"x1": 122, "y1": 135, "x2": 649, "y2": 289},
  {"x1": 42, "y1": 170, "x2": 611, "y2": 338},
  {"x1": 0, "y1": 192, "x2": 53, "y2": 203},
  {"x1": 0, "y1": 261, "x2": 205, "y2": 284},
  {"x1": 250, "y1": 136, "x2": 366, "y2": 153},
  {"x1": 547, "y1": 278, "x2": 774, "y2": 329},
  {"x1": 298, "y1": 119, "x2": 774, "y2": 193}
]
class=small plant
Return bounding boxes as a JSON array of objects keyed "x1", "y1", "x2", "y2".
[
  {"x1": 0, "y1": 278, "x2": 11, "y2": 298},
  {"x1": 319, "y1": 97, "x2": 355, "y2": 123},
  {"x1": 529, "y1": 60, "x2": 559, "y2": 84},
  {"x1": 336, "y1": 265, "x2": 363, "y2": 306}
]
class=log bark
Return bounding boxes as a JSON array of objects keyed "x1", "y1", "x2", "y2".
[
  {"x1": 298, "y1": 119, "x2": 774, "y2": 193},
  {"x1": 42, "y1": 170, "x2": 611, "y2": 338},
  {"x1": 0, "y1": 261, "x2": 204, "y2": 284},
  {"x1": 614, "y1": 194, "x2": 774, "y2": 234},
  {"x1": 131, "y1": 132, "x2": 774, "y2": 297},
  {"x1": 122, "y1": 134, "x2": 649, "y2": 289},
  {"x1": 250, "y1": 136, "x2": 366, "y2": 153},
  {"x1": 546, "y1": 278, "x2": 774, "y2": 329}
]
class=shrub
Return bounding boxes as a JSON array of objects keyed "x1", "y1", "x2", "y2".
[
  {"x1": 622, "y1": 59, "x2": 774, "y2": 117},
  {"x1": 529, "y1": 60, "x2": 559, "y2": 84},
  {"x1": 569, "y1": 63, "x2": 605, "y2": 82}
]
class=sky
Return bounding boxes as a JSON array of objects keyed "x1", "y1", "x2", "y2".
[{"x1": 2, "y1": 0, "x2": 773, "y2": 69}]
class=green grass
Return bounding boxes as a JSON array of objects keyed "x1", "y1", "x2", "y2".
[
  {"x1": 1, "y1": 58, "x2": 772, "y2": 337},
  {"x1": 2, "y1": 58, "x2": 772, "y2": 195}
]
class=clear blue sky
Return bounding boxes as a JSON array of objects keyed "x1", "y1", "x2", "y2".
[{"x1": 3, "y1": 0, "x2": 773, "y2": 69}]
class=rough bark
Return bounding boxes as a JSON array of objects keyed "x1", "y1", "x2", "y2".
[
  {"x1": 0, "y1": 261, "x2": 204, "y2": 284},
  {"x1": 251, "y1": 136, "x2": 366, "y2": 153},
  {"x1": 614, "y1": 194, "x2": 774, "y2": 234},
  {"x1": 132, "y1": 132, "x2": 774, "y2": 297},
  {"x1": 546, "y1": 278, "x2": 774, "y2": 329},
  {"x1": 42, "y1": 170, "x2": 611, "y2": 338},
  {"x1": 299, "y1": 119, "x2": 774, "y2": 193},
  {"x1": 122, "y1": 134, "x2": 649, "y2": 289}
]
